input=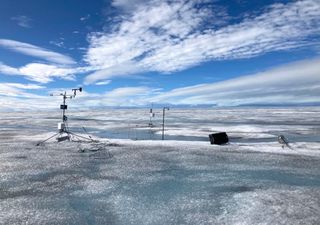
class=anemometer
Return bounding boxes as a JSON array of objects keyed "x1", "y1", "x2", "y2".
[
  {"x1": 50, "y1": 87, "x2": 82, "y2": 134},
  {"x1": 36, "y1": 87, "x2": 94, "y2": 145}
]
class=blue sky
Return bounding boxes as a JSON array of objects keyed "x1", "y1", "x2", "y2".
[{"x1": 0, "y1": 0, "x2": 319, "y2": 110}]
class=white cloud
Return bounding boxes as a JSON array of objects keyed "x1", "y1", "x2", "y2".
[
  {"x1": 66, "y1": 58, "x2": 320, "y2": 106},
  {"x1": 75, "y1": 86, "x2": 156, "y2": 107},
  {"x1": 84, "y1": 61, "x2": 144, "y2": 84},
  {"x1": 1, "y1": 58, "x2": 320, "y2": 110},
  {"x1": 148, "y1": 58, "x2": 320, "y2": 106},
  {"x1": 0, "y1": 39, "x2": 77, "y2": 85},
  {"x1": 11, "y1": 15, "x2": 32, "y2": 28},
  {"x1": 104, "y1": 86, "x2": 149, "y2": 98},
  {"x1": 0, "y1": 62, "x2": 81, "y2": 83},
  {"x1": 111, "y1": 0, "x2": 152, "y2": 11},
  {"x1": 3, "y1": 83, "x2": 44, "y2": 90},
  {"x1": 0, "y1": 82, "x2": 45, "y2": 98},
  {"x1": 0, "y1": 95, "x2": 60, "y2": 111},
  {"x1": 84, "y1": 0, "x2": 320, "y2": 84},
  {"x1": 0, "y1": 39, "x2": 75, "y2": 65},
  {"x1": 80, "y1": 14, "x2": 91, "y2": 21},
  {"x1": 86, "y1": 0, "x2": 207, "y2": 67},
  {"x1": 87, "y1": 86, "x2": 153, "y2": 106},
  {"x1": 95, "y1": 80, "x2": 111, "y2": 85},
  {"x1": 0, "y1": 85, "x2": 86, "y2": 111},
  {"x1": 19, "y1": 63, "x2": 77, "y2": 83},
  {"x1": 0, "y1": 62, "x2": 19, "y2": 74}
]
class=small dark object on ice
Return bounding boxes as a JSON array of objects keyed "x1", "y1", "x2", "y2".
[
  {"x1": 278, "y1": 135, "x2": 292, "y2": 149},
  {"x1": 106, "y1": 142, "x2": 121, "y2": 147},
  {"x1": 209, "y1": 132, "x2": 229, "y2": 145}
]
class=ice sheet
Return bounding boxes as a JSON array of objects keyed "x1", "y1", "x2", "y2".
[{"x1": 0, "y1": 107, "x2": 320, "y2": 224}]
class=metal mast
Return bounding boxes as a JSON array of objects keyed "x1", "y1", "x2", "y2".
[{"x1": 162, "y1": 107, "x2": 169, "y2": 140}]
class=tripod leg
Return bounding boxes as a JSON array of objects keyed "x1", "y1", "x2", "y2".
[
  {"x1": 67, "y1": 131, "x2": 92, "y2": 141},
  {"x1": 67, "y1": 131, "x2": 95, "y2": 142},
  {"x1": 36, "y1": 132, "x2": 60, "y2": 146}
]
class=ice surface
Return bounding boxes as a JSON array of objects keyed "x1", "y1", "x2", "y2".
[{"x1": 0, "y1": 107, "x2": 319, "y2": 224}]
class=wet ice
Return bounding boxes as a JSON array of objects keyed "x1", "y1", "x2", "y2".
[{"x1": 0, "y1": 108, "x2": 320, "y2": 224}]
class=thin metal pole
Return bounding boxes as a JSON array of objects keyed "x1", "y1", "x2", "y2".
[
  {"x1": 62, "y1": 92, "x2": 66, "y2": 122},
  {"x1": 162, "y1": 107, "x2": 169, "y2": 140},
  {"x1": 162, "y1": 108, "x2": 165, "y2": 140}
]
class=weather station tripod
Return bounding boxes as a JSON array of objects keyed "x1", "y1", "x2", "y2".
[{"x1": 36, "y1": 87, "x2": 95, "y2": 146}]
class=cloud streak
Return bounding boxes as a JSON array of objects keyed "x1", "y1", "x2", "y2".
[
  {"x1": 0, "y1": 62, "x2": 82, "y2": 83},
  {"x1": 84, "y1": 0, "x2": 320, "y2": 84},
  {"x1": 0, "y1": 39, "x2": 76, "y2": 65},
  {"x1": 0, "y1": 82, "x2": 45, "y2": 98},
  {"x1": 11, "y1": 15, "x2": 32, "y2": 28},
  {"x1": 84, "y1": 61, "x2": 144, "y2": 84},
  {"x1": 13, "y1": 58, "x2": 320, "y2": 109},
  {"x1": 149, "y1": 58, "x2": 320, "y2": 106},
  {"x1": 1, "y1": 58, "x2": 320, "y2": 110}
]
